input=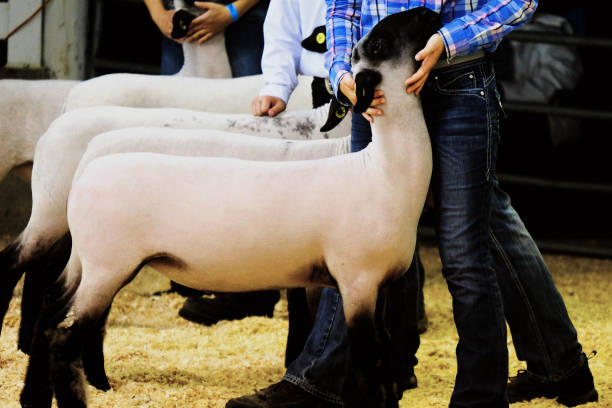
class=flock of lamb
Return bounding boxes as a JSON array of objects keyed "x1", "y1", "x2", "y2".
[{"x1": 0, "y1": 5, "x2": 440, "y2": 408}]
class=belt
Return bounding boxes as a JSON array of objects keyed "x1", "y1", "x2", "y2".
[{"x1": 433, "y1": 50, "x2": 486, "y2": 70}]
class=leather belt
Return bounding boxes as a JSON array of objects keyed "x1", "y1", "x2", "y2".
[{"x1": 433, "y1": 50, "x2": 486, "y2": 70}]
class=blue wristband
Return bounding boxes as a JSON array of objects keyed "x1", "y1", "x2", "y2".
[{"x1": 226, "y1": 4, "x2": 239, "y2": 22}]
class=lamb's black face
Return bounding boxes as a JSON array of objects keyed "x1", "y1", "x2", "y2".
[
  {"x1": 352, "y1": 7, "x2": 442, "y2": 113},
  {"x1": 354, "y1": 7, "x2": 442, "y2": 67}
]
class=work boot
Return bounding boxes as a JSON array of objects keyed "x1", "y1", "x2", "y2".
[
  {"x1": 226, "y1": 380, "x2": 337, "y2": 408},
  {"x1": 508, "y1": 353, "x2": 598, "y2": 406},
  {"x1": 178, "y1": 290, "x2": 280, "y2": 325}
]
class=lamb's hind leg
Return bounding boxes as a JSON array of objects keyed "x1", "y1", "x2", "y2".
[
  {"x1": 21, "y1": 262, "x2": 80, "y2": 408},
  {"x1": 82, "y1": 305, "x2": 112, "y2": 391},
  {"x1": 19, "y1": 233, "x2": 72, "y2": 353},
  {"x1": 0, "y1": 232, "x2": 62, "y2": 340},
  {"x1": 49, "y1": 267, "x2": 133, "y2": 408},
  {"x1": 0, "y1": 240, "x2": 25, "y2": 337},
  {"x1": 338, "y1": 276, "x2": 399, "y2": 408}
]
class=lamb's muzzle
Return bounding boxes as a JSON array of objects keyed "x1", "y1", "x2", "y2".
[{"x1": 21, "y1": 8, "x2": 441, "y2": 408}]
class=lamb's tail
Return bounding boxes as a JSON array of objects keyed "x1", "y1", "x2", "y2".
[{"x1": 0, "y1": 240, "x2": 25, "y2": 338}]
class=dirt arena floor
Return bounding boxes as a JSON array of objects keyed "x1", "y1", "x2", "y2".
[{"x1": 1, "y1": 242, "x2": 610, "y2": 407}]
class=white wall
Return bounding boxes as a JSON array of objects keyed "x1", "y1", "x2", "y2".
[
  {"x1": 0, "y1": 2, "x2": 9, "y2": 40},
  {"x1": 1, "y1": 0, "x2": 88, "y2": 79},
  {"x1": 5, "y1": 0, "x2": 43, "y2": 69}
]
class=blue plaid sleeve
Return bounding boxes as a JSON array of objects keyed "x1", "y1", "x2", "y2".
[
  {"x1": 439, "y1": 0, "x2": 538, "y2": 58},
  {"x1": 326, "y1": 0, "x2": 362, "y2": 102}
]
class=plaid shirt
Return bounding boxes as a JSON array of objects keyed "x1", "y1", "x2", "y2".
[{"x1": 326, "y1": 0, "x2": 538, "y2": 96}]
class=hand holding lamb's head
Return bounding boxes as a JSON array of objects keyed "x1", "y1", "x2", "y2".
[
  {"x1": 352, "y1": 7, "x2": 442, "y2": 113},
  {"x1": 171, "y1": 0, "x2": 226, "y2": 39}
]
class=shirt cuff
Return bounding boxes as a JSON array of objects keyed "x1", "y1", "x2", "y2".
[
  {"x1": 330, "y1": 62, "x2": 352, "y2": 106},
  {"x1": 259, "y1": 84, "x2": 292, "y2": 104}
]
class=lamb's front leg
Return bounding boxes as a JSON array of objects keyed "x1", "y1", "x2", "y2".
[{"x1": 339, "y1": 278, "x2": 399, "y2": 408}]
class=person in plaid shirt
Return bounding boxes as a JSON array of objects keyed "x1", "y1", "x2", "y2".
[{"x1": 226, "y1": 1, "x2": 598, "y2": 408}]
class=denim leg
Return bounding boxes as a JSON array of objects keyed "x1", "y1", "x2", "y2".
[
  {"x1": 224, "y1": 1, "x2": 268, "y2": 77},
  {"x1": 160, "y1": 36, "x2": 184, "y2": 75},
  {"x1": 284, "y1": 288, "x2": 347, "y2": 405},
  {"x1": 422, "y1": 60, "x2": 508, "y2": 408},
  {"x1": 489, "y1": 179, "x2": 583, "y2": 381}
]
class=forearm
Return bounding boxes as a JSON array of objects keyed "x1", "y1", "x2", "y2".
[
  {"x1": 144, "y1": 0, "x2": 175, "y2": 38},
  {"x1": 439, "y1": 0, "x2": 538, "y2": 58},
  {"x1": 326, "y1": 0, "x2": 361, "y2": 101},
  {"x1": 230, "y1": 0, "x2": 260, "y2": 18},
  {"x1": 144, "y1": 0, "x2": 167, "y2": 24},
  {"x1": 259, "y1": 0, "x2": 301, "y2": 103}
]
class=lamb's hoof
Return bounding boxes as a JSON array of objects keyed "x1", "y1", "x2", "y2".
[
  {"x1": 20, "y1": 390, "x2": 52, "y2": 408},
  {"x1": 90, "y1": 377, "x2": 111, "y2": 392},
  {"x1": 85, "y1": 369, "x2": 111, "y2": 391},
  {"x1": 18, "y1": 336, "x2": 33, "y2": 355}
]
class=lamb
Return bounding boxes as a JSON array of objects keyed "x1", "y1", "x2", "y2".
[
  {"x1": 0, "y1": 79, "x2": 78, "y2": 183},
  {"x1": 162, "y1": 0, "x2": 232, "y2": 78},
  {"x1": 20, "y1": 8, "x2": 441, "y2": 408},
  {"x1": 0, "y1": 1, "x2": 226, "y2": 185},
  {"x1": 63, "y1": 1, "x2": 314, "y2": 113},
  {"x1": 0, "y1": 101, "x2": 349, "y2": 352},
  {"x1": 63, "y1": 72, "x2": 314, "y2": 113}
]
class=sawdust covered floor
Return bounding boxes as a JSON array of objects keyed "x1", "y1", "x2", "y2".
[{"x1": 1, "y1": 243, "x2": 610, "y2": 407}]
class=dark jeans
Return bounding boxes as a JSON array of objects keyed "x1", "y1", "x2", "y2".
[
  {"x1": 284, "y1": 113, "x2": 424, "y2": 405},
  {"x1": 285, "y1": 57, "x2": 584, "y2": 408},
  {"x1": 420, "y1": 57, "x2": 582, "y2": 408},
  {"x1": 161, "y1": 0, "x2": 268, "y2": 77},
  {"x1": 161, "y1": 36, "x2": 184, "y2": 75}
]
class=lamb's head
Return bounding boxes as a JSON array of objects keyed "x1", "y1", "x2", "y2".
[
  {"x1": 174, "y1": 0, "x2": 204, "y2": 15},
  {"x1": 172, "y1": 0, "x2": 225, "y2": 39},
  {"x1": 352, "y1": 7, "x2": 442, "y2": 113}
]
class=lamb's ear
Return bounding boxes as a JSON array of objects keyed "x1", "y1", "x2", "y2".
[
  {"x1": 0, "y1": 39, "x2": 7, "y2": 68},
  {"x1": 353, "y1": 69, "x2": 382, "y2": 114},
  {"x1": 320, "y1": 97, "x2": 349, "y2": 132},
  {"x1": 171, "y1": 9, "x2": 197, "y2": 39},
  {"x1": 301, "y1": 26, "x2": 328, "y2": 53}
]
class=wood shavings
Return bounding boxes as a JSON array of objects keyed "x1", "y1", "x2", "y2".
[{"x1": 1, "y1": 244, "x2": 609, "y2": 407}]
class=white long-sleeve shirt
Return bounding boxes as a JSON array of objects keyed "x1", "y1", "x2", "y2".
[{"x1": 259, "y1": 0, "x2": 329, "y2": 103}]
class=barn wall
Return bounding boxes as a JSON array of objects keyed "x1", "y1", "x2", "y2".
[{"x1": 0, "y1": 0, "x2": 88, "y2": 79}]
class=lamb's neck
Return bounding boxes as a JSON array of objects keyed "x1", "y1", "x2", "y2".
[
  {"x1": 178, "y1": 33, "x2": 230, "y2": 78},
  {"x1": 370, "y1": 90, "x2": 429, "y2": 158},
  {"x1": 364, "y1": 90, "x2": 431, "y2": 205}
]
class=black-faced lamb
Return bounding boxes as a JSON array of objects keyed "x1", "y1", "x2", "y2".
[
  {"x1": 20, "y1": 8, "x2": 440, "y2": 408},
  {"x1": 0, "y1": 80, "x2": 78, "y2": 183},
  {"x1": 0, "y1": 102, "x2": 349, "y2": 352}
]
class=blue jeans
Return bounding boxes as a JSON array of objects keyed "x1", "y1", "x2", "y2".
[
  {"x1": 285, "y1": 58, "x2": 583, "y2": 408},
  {"x1": 421, "y1": 58, "x2": 583, "y2": 407},
  {"x1": 224, "y1": 0, "x2": 267, "y2": 77},
  {"x1": 284, "y1": 113, "x2": 424, "y2": 405},
  {"x1": 160, "y1": 0, "x2": 268, "y2": 77},
  {"x1": 161, "y1": 36, "x2": 184, "y2": 75}
]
